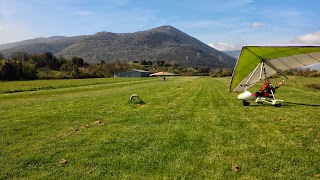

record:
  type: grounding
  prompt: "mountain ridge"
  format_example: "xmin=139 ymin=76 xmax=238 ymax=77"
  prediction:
xmin=0 ymin=26 xmax=236 ymax=68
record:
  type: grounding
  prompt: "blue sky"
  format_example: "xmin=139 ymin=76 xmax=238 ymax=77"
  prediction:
xmin=1 ymin=0 xmax=320 ymax=50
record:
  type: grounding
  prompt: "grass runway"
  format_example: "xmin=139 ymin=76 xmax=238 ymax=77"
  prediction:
xmin=0 ymin=76 xmax=319 ymax=179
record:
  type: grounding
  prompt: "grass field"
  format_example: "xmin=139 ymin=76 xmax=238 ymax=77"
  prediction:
xmin=1 ymin=76 xmax=319 ymax=179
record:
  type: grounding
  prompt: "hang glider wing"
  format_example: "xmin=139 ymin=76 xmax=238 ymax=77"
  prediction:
xmin=229 ymin=45 xmax=320 ymax=92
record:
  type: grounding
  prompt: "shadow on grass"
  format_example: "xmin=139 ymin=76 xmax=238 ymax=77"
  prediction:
xmin=2 ymin=86 xmax=55 ymax=94
xmin=283 ymin=102 xmax=320 ymax=107
xmin=245 ymin=102 xmax=320 ymax=107
xmin=128 ymin=98 xmax=145 ymax=106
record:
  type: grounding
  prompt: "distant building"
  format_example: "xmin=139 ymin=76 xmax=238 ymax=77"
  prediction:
xmin=114 ymin=69 xmax=151 ymax=77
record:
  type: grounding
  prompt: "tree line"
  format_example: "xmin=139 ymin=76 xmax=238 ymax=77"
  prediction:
xmin=3 ymin=51 xmax=318 ymax=81
xmin=0 ymin=51 xmax=130 ymax=80
xmin=0 ymin=51 xmax=236 ymax=80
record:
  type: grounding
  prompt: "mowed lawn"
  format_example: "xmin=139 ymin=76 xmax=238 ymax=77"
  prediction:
xmin=0 ymin=76 xmax=319 ymax=179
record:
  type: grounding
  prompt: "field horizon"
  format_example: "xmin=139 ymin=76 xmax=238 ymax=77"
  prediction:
xmin=1 ymin=76 xmax=319 ymax=179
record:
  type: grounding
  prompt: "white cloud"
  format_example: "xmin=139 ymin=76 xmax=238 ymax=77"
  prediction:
xmin=71 ymin=9 xmax=93 ymax=16
xmin=251 ymin=22 xmax=263 ymax=28
xmin=208 ymin=42 xmax=240 ymax=51
xmin=290 ymin=32 xmax=320 ymax=44
xmin=283 ymin=10 xmax=304 ymax=18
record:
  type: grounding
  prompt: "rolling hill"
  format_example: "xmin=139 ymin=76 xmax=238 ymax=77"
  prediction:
xmin=0 ymin=36 xmax=66 ymax=50
xmin=0 ymin=26 xmax=236 ymax=68
xmin=0 ymin=36 xmax=90 ymax=55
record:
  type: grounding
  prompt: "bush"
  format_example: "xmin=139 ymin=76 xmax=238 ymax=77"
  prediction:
xmin=305 ymin=83 xmax=320 ymax=90
xmin=71 ymin=67 xmax=82 ymax=79
xmin=309 ymin=72 xmax=320 ymax=77
xmin=210 ymin=68 xmax=232 ymax=77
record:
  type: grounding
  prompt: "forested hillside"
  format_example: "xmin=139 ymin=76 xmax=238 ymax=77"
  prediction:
xmin=0 ymin=26 xmax=236 ymax=68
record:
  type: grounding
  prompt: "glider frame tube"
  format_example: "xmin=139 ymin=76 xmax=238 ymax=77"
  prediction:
xmin=244 ymin=62 xmax=261 ymax=91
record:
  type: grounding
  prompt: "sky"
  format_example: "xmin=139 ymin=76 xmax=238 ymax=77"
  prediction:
xmin=1 ymin=0 xmax=320 ymax=51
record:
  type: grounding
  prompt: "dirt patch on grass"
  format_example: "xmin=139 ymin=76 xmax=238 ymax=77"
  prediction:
xmin=93 ymin=120 xmax=104 ymax=125
xmin=314 ymin=174 xmax=320 ymax=178
xmin=71 ymin=128 xmax=79 ymax=132
xmin=231 ymin=163 xmax=240 ymax=172
xmin=81 ymin=125 xmax=89 ymax=129
xmin=70 ymin=125 xmax=90 ymax=133
xmin=59 ymin=158 xmax=68 ymax=164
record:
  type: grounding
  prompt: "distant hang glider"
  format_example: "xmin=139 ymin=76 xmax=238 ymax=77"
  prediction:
xmin=149 ymin=72 xmax=179 ymax=76
xmin=229 ymin=45 xmax=320 ymax=92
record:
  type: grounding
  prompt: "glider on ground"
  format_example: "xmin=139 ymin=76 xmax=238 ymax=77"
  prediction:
xmin=229 ymin=45 xmax=320 ymax=107
xmin=149 ymin=72 xmax=179 ymax=76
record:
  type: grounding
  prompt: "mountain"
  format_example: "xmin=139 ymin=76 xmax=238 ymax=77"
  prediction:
xmin=0 ymin=35 xmax=90 ymax=56
xmin=0 ymin=36 xmax=66 ymax=50
xmin=0 ymin=26 xmax=236 ymax=68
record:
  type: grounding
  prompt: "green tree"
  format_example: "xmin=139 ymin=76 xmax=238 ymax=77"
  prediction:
xmin=197 ymin=67 xmax=210 ymax=74
xmin=22 ymin=63 xmax=37 ymax=79
xmin=30 ymin=52 xmax=62 ymax=70
xmin=0 ymin=61 xmax=18 ymax=80
xmin=72 ymin=57 xmax=85 ymax=67
xmin=156 ymin=60 xmax=165 ymax=67
xmin=44 ymin=52 xmax=61 ymax=70
xmin=140 ymin=60 xmax=148 ymax=66
xmin=71 ymin=67 xmax=82 ymax=78
xmin=60 ymin=62 xmax=73 ymax=72
xmin=10 ymin=51 xmax=30 ymax=61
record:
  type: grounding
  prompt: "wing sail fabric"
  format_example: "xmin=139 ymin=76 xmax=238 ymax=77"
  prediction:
xmin=231 ymin=62 xmax=276 ymax=92
xmin=229 ymin=45 xmax=320 ymax=92
xmin=268 ymin=52 xmax=320 ymax=70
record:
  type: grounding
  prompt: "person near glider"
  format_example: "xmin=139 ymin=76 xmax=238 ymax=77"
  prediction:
xmin=230 ymin=45 xmax=320 ymax=107
xmin=254 ymin=79 xmax=284 ymax=97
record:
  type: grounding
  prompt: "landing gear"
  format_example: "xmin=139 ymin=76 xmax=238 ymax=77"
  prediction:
xmin=242 ymin=100 xmax=250 ymax=106
xmin=274 ymin=103 xmax=282 ymax=107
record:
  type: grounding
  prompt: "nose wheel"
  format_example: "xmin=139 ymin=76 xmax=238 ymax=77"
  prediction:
xmin=242 ymin=100 xmax=250 ymax=106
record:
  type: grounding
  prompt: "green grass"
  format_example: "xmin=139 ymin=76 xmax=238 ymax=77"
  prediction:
xmin=0 ymin=76 xmax=319 ymax=179
xmin=0 ymin=78 xmax=152 ymax=93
